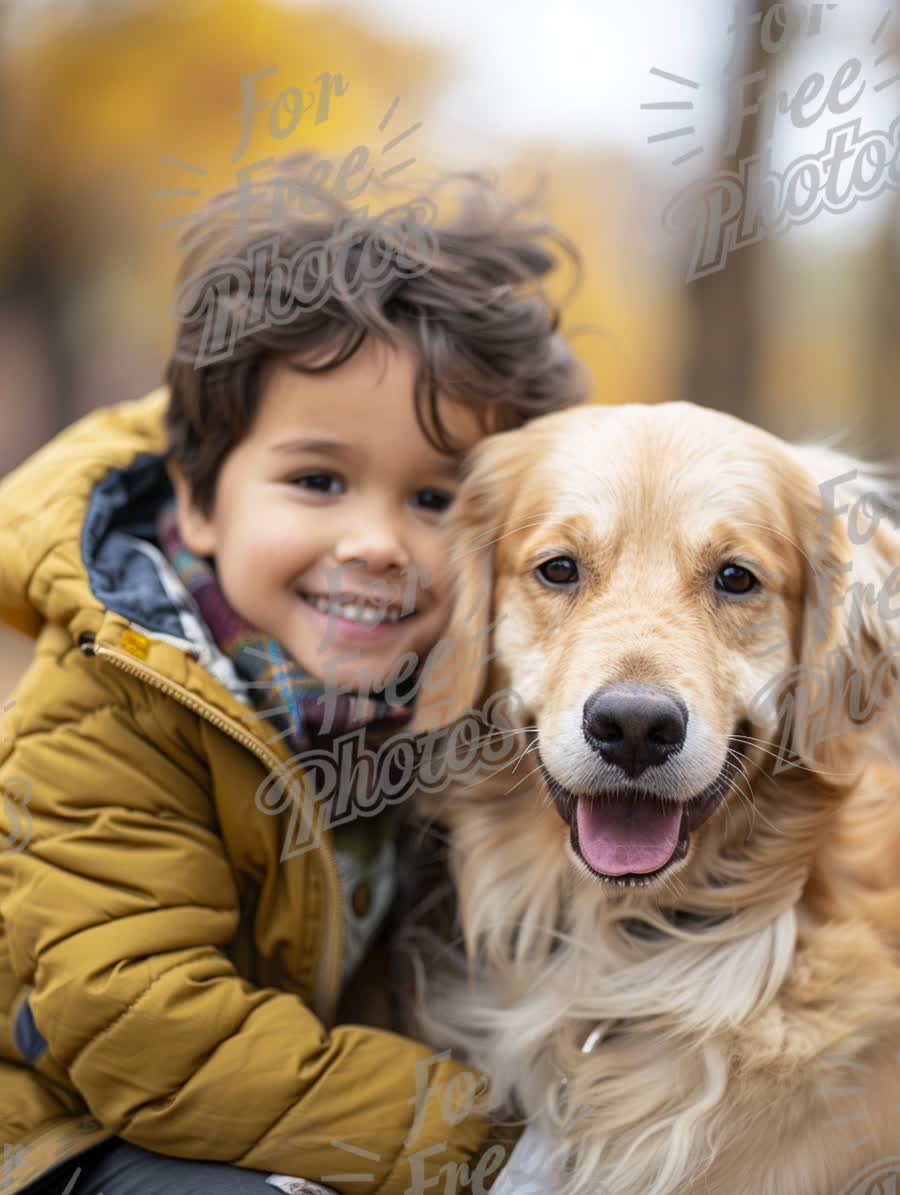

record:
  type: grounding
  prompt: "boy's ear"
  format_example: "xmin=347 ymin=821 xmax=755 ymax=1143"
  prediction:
xmin=785 ymin=446 xmax=900 ymax=770
xmin=411 ymin=430 xmax=526 ymax=735
xmin=166 ymin=460 xmax=217 ymax=558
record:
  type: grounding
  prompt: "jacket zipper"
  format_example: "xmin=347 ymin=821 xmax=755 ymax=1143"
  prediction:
xmin=93 ymin=641 xmax=344 ymax=1025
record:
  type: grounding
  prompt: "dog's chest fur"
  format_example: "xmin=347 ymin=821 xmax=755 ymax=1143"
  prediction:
xmin=434 ymin=797 xmax=900 ymax=1195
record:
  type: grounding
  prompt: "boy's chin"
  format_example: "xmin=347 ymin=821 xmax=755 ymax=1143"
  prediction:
xmin=276 ymin=597 xmax=453 ymax=698
xmin=289 ymin=615 xmax=444 ymax=695
xmin=299 ymin=643 xmax=421 ymax=697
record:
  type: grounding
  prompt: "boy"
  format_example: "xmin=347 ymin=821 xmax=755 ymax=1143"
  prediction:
xmin=0 ymin=153 xmax=588 ymax=1194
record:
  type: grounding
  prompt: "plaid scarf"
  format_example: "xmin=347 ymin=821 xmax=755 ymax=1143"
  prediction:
xmin=158 ymin=501 xmax=417 ymax=752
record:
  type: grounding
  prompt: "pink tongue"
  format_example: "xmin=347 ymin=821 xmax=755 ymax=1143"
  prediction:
xmin=576 ymin=795 xmax=683 ymax=876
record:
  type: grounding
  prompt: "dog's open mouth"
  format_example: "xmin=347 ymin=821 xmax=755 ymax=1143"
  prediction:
xmin=540 ymin=723 xmax=748 ymax=888
xmin=574 ymin=793 xmax=688 ymax=880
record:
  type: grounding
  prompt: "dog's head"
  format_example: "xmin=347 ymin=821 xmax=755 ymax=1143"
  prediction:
xmin=412 ymin=402 xmax=900 ymax=892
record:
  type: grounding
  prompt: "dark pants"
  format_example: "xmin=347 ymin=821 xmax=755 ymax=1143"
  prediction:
xmin=22 ymin=1138 xmax=285 ymax=1194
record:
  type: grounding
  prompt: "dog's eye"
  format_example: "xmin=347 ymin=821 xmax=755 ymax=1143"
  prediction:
xmin=537 ymin=556 xmax=579 ymax=586
xmin=715 ymin=563 xmax=760 ymax=595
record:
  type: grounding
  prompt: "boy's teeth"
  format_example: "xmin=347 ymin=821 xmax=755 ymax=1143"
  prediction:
xmin=305 ymin=595 xmax=407 ymax=624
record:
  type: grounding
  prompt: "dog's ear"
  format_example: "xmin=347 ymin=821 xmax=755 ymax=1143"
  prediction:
xmin=784 ymin=445 xmax=900 ymax=769
xmin=410 ymin=428 xmax=527 ymax=735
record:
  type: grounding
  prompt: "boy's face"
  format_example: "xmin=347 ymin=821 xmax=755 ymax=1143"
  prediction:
xmin=171 ymin=339 xmax=488 ymax=694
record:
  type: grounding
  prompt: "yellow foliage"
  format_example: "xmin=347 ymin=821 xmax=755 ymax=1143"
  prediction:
xmin=5 ymin=0 xmax=446 ymax=355
xmin=3 ymin=0 xmax=679 ymax=403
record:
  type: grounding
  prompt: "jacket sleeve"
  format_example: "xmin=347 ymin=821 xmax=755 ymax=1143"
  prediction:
xmin=0 ymin=657 xmax=503 ymax=1195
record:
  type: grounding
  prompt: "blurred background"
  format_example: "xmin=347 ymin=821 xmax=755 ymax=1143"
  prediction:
xmin=0 ymin=0 xmax=898 ymax=693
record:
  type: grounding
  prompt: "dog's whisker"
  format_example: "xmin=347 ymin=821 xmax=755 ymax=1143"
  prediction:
xmin=725 ymin=755 xmax=762 ymax=842
xmin=510 ymin=740 xmax=541 ymax=777
xmin=504 ymin=755 xmax=550 ymax=796
xmin=711 ymin=737 xmax=783 ymax=839
xmin=449 ymin=515 xmax=558 ymax=564
xmin=728 ymin=734 xmax=861 ymax=780
xmin=723 ymin=755 xmax=786 ymax=843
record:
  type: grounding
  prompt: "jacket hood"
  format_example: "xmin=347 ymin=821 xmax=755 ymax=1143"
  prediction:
xmin=0 ymin=388 xmax=272 ymax=711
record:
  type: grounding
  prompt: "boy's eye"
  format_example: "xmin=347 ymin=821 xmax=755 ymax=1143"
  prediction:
xmin=414 ymin=489 xmax=453 ymax=514
xmin=293 ymin=473 xmax=344 ymax=495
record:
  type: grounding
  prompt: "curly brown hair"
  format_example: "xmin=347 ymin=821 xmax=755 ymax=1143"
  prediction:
xmin=164 ymin=151 xmax=590 ymax=514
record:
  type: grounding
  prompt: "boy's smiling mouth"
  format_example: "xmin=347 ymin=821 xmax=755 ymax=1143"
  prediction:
xmin=298 ymin=591 xmax=417 ymax=628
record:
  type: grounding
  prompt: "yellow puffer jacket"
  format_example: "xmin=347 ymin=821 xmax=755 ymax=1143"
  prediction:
xmin=0 ymin=390 xmax=498 ymax=1194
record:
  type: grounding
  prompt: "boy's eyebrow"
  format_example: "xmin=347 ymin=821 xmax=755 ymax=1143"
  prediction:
xmin=271 ymin=438 xmax=467 ymax=479
xmin=270 ymin=438 xmax=351 ymax=457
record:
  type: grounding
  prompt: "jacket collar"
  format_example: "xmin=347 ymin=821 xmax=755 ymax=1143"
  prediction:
xmin=81 ymin=447 xmax=250 ymax=706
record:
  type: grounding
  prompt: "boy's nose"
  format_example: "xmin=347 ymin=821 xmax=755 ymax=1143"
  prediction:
xmin=334 ymin=528 xmax=411 ymax=576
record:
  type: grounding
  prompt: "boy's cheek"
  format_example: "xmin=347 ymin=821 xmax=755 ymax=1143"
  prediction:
xmin=413 ymin=590 xmax=455 ymax=648
xmin=420 ymin=555 xmax=454 ymax=611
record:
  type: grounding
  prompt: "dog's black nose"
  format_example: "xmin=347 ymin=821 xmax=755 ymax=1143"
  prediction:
xmin=583 ymin=684 xmax=687 ymax=777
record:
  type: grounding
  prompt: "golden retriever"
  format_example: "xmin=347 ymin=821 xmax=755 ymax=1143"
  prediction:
xmin=409 ymin=401 xmax=900 ymax=1195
